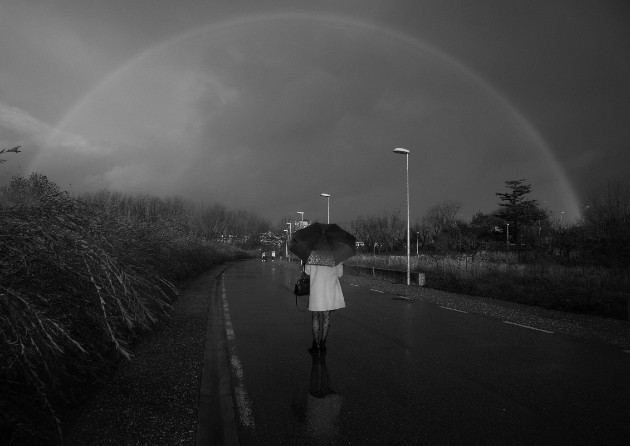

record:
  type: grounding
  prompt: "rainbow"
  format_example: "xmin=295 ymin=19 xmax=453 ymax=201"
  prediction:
xmin=41 ymin=11 xmax=580 ymax=218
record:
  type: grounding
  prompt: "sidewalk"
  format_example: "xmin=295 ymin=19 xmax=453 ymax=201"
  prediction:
xmin=64 ymin=265 xmax=229 ymax=446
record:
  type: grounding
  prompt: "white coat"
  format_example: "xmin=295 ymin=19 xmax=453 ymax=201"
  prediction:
xmin=305 ymin=264 xmax=345 ymax=312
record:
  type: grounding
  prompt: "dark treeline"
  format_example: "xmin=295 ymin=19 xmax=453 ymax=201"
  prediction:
xmin=78 ymin=190 xmax=270 ymax=248
xmin=347 ymin=179 xmax=630 ymax=320
xmin=350 ymin=179 xmax=630 ymax=267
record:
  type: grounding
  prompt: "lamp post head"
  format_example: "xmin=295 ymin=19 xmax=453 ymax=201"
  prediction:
xmin=393 ymin=148 xmax=409 ymax=155
xmin=320 ymin=193 xmax=330 ymax=197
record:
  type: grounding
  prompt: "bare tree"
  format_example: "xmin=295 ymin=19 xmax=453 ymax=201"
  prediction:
xmin=580 ymin=178 xmax=630 ymax=265
xmin=350 ymin=214 xmax=378 ymax=251
xmin=349 ymin=211 xmax=405 ymax=253
xmin=380 ymin=210 xmax=405 ymax=252
xmin=0 ymin=145 xmax=21 ymax=163
xmin=422 ymin=200 xmax=462 ymax=244
xmin=582 ymin=179 xmax=630 ymax=231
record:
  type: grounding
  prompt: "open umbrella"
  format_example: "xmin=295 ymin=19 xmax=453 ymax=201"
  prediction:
xmin=290 ymin=222 xmax=356 ymax=266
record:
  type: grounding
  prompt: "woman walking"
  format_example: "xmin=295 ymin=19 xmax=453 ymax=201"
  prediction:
xmin=305 ymin=255 xmax=345 ymax=351
xmin=289 ymin=222 xmax=355 ymax=352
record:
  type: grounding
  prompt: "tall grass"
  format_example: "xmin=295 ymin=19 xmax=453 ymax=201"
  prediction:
xmin=347 ymin=253 xmax=630 ymax=318
xmin=0 ymin=173 xmax=252 ymax=444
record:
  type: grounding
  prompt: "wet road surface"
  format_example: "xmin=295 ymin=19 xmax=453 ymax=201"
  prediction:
xmin=216 ymin=260 xmax=630 ymax=445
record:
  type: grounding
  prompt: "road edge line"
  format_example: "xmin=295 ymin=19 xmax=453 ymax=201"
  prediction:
xmin=502 ymin=320 xmax=554 ymax=334
xmin=439 ymin=306 xmax=468 ymax=313
xmin=196 ymin=265 xmax=239 ymax=446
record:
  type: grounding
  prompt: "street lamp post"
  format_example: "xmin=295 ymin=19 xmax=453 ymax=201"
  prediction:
xmin=297 ymin=211 xmax=304 ymax=222
xmin=506 ymin=223 xmax=510 ymax=251
xmin=320 ymin=193 xmax=331 ymax=224
xmin=286 ymin=222 xmax=292 ymax=261
xmin=283 ymin=229 xmax=289 ymax=259
xmin=416 ymin=231 xmax=419 ymax=256
xmin=393 ymin=148 xmax=410 ymax=286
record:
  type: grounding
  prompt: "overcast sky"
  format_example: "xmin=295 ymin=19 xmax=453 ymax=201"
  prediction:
xmin=1 ymin=0 xmax=629 ymax=225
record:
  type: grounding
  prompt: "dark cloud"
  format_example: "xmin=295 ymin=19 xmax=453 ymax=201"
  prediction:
xmin=3 ymin=1 xmax=628 ymax=224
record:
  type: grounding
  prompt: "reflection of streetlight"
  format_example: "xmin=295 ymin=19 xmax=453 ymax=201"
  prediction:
xmin=560 ymin=211 xmax=565 ymax=223
xmin=320 ymin=193 xmax=331 ymax=223
xmin=393 ymin=147 xmax=410 ymax=286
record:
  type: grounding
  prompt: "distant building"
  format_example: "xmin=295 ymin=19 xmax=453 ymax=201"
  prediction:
xmin=294 ymin=219 xmax=311 ymax=230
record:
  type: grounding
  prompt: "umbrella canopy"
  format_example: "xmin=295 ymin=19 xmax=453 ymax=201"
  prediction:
xmin=290 ymin=222 xmax=356 ymax=266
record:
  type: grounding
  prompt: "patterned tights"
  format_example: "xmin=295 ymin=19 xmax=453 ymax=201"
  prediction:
xmin=311 ymin=311 xmax=330 ymax=344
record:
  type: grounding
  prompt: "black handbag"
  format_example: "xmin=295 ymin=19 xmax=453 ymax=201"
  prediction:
xmin=294 ymin=272 xmax=310 ymax=296
xmin=293 ymin=267 xmax=310 ymax=311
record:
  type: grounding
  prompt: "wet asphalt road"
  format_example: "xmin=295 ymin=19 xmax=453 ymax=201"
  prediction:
xmin=218 ymin=260 xmax=630 ymax=445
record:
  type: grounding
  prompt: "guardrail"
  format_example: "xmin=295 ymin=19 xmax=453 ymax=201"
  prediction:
xmin=343 ymin=264 xmax=425 ymax=286
xmin=282 ymin=258 xmax=426 ymax=286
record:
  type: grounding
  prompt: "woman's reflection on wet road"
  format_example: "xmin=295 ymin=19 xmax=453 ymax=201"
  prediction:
xmin=292 ymin=348 xmax=343 ymax=443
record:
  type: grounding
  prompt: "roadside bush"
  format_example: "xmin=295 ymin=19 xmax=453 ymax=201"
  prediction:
xmin=0 ymin=174 xmax=249 ymax=444
xmin=347 ymin=254 xmax=629 ymax=319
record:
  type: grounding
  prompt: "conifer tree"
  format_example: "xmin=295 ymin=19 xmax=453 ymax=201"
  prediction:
xmin=496 ymin=179 xmax=545 ymax=247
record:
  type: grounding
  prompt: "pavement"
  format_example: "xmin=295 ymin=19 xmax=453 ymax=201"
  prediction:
xmin=62 ymin=259 xmax=630 ymax=445
xmin=63 ymin=265 xmax=230 ymax=446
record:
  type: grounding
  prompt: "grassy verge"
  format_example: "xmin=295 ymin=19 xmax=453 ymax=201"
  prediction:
xmin=0 ymin=174 xmax=251 ymax=445
xmin=346 ymin=253 xmax=629 ymax=319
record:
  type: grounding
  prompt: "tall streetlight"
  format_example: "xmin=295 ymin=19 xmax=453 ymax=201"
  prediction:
xmin=320 ymin=193 xmax=331 ymax=223
xmin=393 ymin=147 xmax=410 ymax=286
xmin=286 ymin=222 xmax=292 ymax=261
xmin=506 ymin=223 xmax=510 ymax=251
xmin=283 ymin=229 xmax=289 ymax=259
xmin=296 ymin=211 xmax=304 ymax=229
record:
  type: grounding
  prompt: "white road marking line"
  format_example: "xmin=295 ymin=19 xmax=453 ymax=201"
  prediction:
xmin=502 ymin=321 xmax=553 ymax=334
xmin=369 ymin=289 xmax=384 ymax=293
xmin=222 ymin=282 xmax=255 ymax=429
xmin=622 ymin=350 xmax=630 ymax=354
xmin=222 ymin=295 xmax=235 ymax=341
xmin=349 ymin=284 xmax=359 ymax=287
xmin=439 ymin=306 xmax=468 ymax=313
xmin=234 ymin=385 xmax=254 ymax=428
